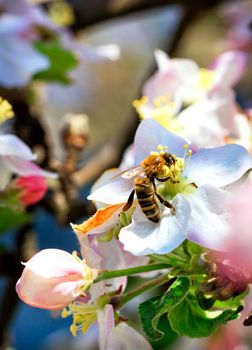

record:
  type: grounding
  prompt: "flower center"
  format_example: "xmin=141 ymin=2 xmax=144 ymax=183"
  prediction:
xmin=133 ymin=96 xmax=182 ymax=133
xmin=151 ymin=144 xmax=195 ymax=199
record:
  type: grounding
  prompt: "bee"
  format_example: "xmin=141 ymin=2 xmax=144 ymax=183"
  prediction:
xmin=121 ymin=152 xmax=177 ymax=223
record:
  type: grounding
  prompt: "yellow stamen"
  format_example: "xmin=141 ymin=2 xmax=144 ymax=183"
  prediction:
xmin=0 ymin=97 xmax=14 ymax=124
xmin=70 ymin=324 xmax=78 ymax=337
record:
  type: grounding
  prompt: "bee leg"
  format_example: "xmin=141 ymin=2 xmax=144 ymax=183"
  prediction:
xmin=156 ymin=193 xmax=176 ymax=215
xmin=156 ymin=177 xmax=170 ymax=182
xmin=123 ymin=189 xmax=135 ymax=212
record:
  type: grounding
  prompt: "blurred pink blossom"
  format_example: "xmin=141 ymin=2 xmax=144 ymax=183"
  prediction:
xmin=222 ymin=178 xmax=252 ymax=279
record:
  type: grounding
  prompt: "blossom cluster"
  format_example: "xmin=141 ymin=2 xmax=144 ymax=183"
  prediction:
xmin=16 ymin=48 xmax=252 ymax=349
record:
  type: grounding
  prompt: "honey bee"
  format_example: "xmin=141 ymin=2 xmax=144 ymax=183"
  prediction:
xmin=121 ymin=152 xmax=177 ymax=223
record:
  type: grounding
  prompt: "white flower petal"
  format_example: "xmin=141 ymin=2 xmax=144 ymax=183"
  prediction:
xmin=134 ymin=119 xmax=188 ymax=164
xmin=143 ymin=52 xmax=199 ymax=102
xmin=0 ymin=134 xmax=36 ymax=160
xmin=185 ymin=185 xmax=232 ymax=250
xmin=178 ymin=99 xmax=227 ymax=148
xmin=119 ymin=197 xmax=190 ymax=256
xmin=185 ymin=144 xmax=251 ymax=187
xmin=88 ymin=175 xmax=133 ymax=205
xmin=154 ymin=49 xmax=170 ymax=71
xmin=109 ymin=322 xmax=153 ymax=350
xmin=0 ymin=36 xmax=49 ymax=88
xmin=90 ymin=168 xmax=122 ymax=208
xmin=4 ymin=156 xmax=58 ymax=178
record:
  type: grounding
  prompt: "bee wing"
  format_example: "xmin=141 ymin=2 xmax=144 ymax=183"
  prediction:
xmin=113 ymin=165 xmax=143 ymax=179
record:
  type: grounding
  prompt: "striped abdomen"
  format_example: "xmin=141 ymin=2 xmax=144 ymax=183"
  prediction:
xmin=135 ymin=180 xmax=160 ymax=223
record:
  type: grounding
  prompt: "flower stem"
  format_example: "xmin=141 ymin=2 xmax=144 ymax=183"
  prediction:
xmin=94 ymin=263 xmax=171 ymax=283
xmin=111 ymin=274 xmax=177 ymax=309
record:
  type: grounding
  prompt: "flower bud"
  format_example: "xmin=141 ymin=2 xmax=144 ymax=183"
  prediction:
xmin=15 ymin=175 xmax=48 ymax=206
xmin=16 ymin=249 xmax=96 ymax=310
xmin=61 ymin=113 xmax=89 ymax=151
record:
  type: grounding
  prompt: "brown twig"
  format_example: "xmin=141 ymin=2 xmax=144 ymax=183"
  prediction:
xmin=70 ymin=0 xmax=226 ymax=30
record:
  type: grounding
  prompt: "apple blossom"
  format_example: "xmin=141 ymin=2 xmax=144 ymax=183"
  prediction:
xmin=89 ymin=119 xmax=251 ymax=255
xmin=16 ymin=248 xmax=97 ymax=310
xmin=134 ymin=50 xmax=249 ymax=148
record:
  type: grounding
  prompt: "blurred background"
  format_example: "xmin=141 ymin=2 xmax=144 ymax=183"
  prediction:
xmin=0 ymin=0 xmax=252 ymax=349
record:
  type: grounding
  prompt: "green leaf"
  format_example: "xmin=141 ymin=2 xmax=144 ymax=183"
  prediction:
xmin=169 ymin=292 xmax=243 ymax=338
xmin=151 ymin=315 xmax=178 ymax=350
xmin=0 ymin=207 xmax=31 ymax=234
xmin=33 ymin=41 xmax=78 ymax=84
xmin=138 ymin=277 xmax=190 ymax=341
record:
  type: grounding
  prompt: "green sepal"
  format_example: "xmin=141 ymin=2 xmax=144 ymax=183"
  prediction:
xmin=138 ymin=277 xmax=190 ymax=341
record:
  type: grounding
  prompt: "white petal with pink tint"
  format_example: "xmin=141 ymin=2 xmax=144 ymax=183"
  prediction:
xmin=211 ymin=50 xmax=248 ymax=88
xmin=4 ymin=156 xmax=58 ymax=178
xmin=97 ymin=304 xmax=152 ymax=350
xmin=16 ymin=249 xmax=90 ymax=310
xmin=109 ymin=322 xmax=153 ymax=350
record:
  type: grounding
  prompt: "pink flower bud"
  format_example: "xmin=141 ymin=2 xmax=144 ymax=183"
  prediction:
xmin=16 ymin=249 xmax=96 ymax=310
xmin=15 ymin=175 xmax=48 ymax=206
